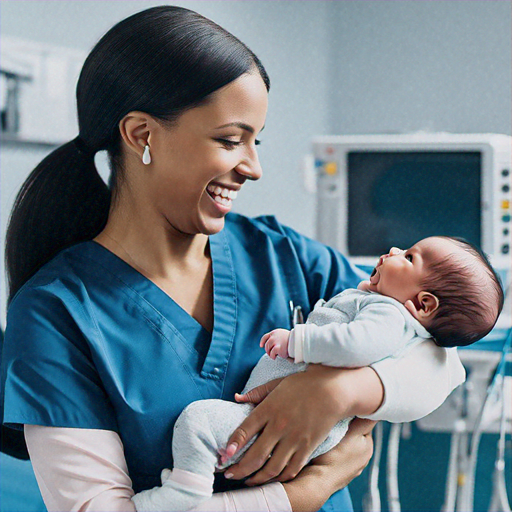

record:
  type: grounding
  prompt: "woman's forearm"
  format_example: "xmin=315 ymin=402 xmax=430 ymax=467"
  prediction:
xmin=282 ymin=417 xmax=376 ymax=512
xmin=367 ymin=341 xmax=466 ymax=423
xmin=305 ymin=364 xmax=384 ymax=418
xmin=282 ymin=465 xmax=332 ymax=512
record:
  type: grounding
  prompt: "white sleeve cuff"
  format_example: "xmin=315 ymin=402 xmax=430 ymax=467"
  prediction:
xmin=289 ymin=325 xmax=306 ymax=363
xmin=363 ymin=341 xmax=466 ymax=423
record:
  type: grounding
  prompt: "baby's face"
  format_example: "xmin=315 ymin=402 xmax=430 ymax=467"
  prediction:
xmin=368 ymin=237 xmax=458 ymax=304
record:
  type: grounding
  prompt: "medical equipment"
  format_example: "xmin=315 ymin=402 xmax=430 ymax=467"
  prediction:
xmin=311 ymin=133 xmax=512 ymax=510
xmin=289 ymin=301 xmax=304 ymax=327
xmin=312 ymin=133 xmax=512 ymax=330
xmin=460 ymin=330 xmax=511 ymax=512
xmin=363 ymin=422 xmax=383 ymax=512
xmin=361 ymin=342 xmax=511 ymax=512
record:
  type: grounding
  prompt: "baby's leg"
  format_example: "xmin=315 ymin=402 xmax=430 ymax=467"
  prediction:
xmin=132 ymin=399 xmax=253 ymax=512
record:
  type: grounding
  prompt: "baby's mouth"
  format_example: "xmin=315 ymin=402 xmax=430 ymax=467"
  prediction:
xmin=370 ymin=267 xmax=380 ymax=285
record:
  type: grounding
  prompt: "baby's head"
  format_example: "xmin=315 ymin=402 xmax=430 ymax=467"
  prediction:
xmin=367 ymin=236 xmax=504 ymax=347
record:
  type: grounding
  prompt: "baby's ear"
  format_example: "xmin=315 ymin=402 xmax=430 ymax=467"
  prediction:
xmin=404 ymin=292 xmax=439 ymax=321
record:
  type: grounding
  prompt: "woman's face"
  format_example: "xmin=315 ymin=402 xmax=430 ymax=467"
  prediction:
xmin=144 ymin=72 xmax=268 ymax=237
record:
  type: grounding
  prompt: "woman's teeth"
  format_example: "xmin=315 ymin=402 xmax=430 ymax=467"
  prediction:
xmin=207 ymin=184 xmax=238 ymax=206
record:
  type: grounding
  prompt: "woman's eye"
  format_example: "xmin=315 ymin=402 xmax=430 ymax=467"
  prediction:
xmin=406 ymin=254 xmax=413 ymax=262
xmin=216 ymin=138 xmax=261 ymax=149
xmin=216 ymin=139 xmax=243 ymax=150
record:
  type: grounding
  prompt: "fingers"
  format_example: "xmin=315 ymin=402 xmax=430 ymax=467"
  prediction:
xmin=234 ymin=384 xmax=272 ymax=405
xmin=224 ymin=412 xmax=266 ymax=464
xmin=244 ymin=441 xmax=290 ymax=485
xmin=260 ymin=330 xmax=282 ymax=358
xmin=259 ymin=332 xmax=272 ymax=348
xmin=269 ymin=344 xmax=280 ymax=360
xmin=249 ymin=444 xmax=310 ymax=485
xmin=234 ymin=378 xmax=285 ymax=405
xmin=225 ymin=428 xmax=278 ymax=481
xmin=346 ymin=418 xmax=377 ymax=437
xmin=276 ymin=449 xmax=310 ymax=483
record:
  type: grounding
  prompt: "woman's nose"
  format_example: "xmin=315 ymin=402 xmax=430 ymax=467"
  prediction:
xmin=235 ymin=146 xmax=262 ymax=181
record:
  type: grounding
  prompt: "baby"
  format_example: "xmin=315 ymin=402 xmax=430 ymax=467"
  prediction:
xmin=132 ymin=236 xmax=504 ymax=512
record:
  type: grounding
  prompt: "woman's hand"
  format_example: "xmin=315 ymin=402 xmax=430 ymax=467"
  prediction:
xmin=223 ymin=365 xmax=383 ymax=485
xmin=282 ymin=418 xmax=376 ymax=512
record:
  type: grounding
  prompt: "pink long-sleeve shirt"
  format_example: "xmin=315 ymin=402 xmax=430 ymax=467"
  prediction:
xmin=24 ymin=425 xmax=291 ymax=512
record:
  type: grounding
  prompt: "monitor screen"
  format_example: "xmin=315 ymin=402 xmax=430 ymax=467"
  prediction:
xmin=347 ymin=151 xmax=482 ymax=256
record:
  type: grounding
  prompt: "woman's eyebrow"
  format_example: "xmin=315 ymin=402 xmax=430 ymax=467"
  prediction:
xmin=215 ymin=122 xmax=265 ymax=134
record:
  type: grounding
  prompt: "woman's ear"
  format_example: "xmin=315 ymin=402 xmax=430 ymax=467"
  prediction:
xmin=404 ymin=291 xmax=439 ymax=321
xmin=118 ymin=111 xmax=155 ymax=160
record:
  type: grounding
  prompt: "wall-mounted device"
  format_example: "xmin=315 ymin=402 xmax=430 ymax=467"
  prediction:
xmin=313 ymin=133 xmax=512 ymax=329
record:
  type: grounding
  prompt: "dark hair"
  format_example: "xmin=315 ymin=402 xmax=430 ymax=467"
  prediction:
xmin=6 ymin=5 xmax=270 ymax=303
xmin=421 ymin=237 xmax=504 ymax=348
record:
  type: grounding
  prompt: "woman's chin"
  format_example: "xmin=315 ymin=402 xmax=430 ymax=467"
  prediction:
xmin=199 ymin=215 xmax=226 ymax=236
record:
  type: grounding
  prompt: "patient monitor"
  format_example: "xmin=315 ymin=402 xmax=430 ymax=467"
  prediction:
xmin=313 ymin=133 xmax=511 ymax=329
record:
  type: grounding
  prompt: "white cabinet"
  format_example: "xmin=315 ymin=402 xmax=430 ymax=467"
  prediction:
xmin=0 ymin=36 xmax=86 ymax=144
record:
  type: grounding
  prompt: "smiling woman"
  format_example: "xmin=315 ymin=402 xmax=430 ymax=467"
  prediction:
xmin=1 ymin=5 xmax=379 ymax=512
xmin=1 ymin=4 xmax=467 ymax=512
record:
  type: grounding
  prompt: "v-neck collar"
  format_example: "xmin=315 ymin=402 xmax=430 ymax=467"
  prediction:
xmin=82 ymin=229 xmax=237 ymax=380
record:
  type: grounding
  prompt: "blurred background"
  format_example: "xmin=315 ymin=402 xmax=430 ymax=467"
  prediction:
xmin=1 ymin=1 xmax=511 ymax=511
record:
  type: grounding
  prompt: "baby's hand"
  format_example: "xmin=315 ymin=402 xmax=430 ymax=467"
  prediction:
xmin=357 ymin=280 xmax=371 ymax=292
xmin=260 ymin=329 xmax=291 ymax=360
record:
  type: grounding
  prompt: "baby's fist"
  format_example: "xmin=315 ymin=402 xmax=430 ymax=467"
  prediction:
xmin=259 ymin=329 xmax=291 ymax=360
xmin=357 ymin=280 xmax=371 ymax=292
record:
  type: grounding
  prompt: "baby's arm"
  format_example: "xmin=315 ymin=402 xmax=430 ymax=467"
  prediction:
xmin=260 ymin=302 xmax=408 ymax=367
xmin=287 ymin=302 xmax=408 ymax=367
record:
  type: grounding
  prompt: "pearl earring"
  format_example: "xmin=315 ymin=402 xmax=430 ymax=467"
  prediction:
xmin=142 ymin=144 xmax=151 ymax=165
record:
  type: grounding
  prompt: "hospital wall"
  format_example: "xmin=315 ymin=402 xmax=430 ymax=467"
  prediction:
xmin=1 ymin=2 xmax=511 ymax=511
xmin=1 ymin=0 xmax=511 ymax=324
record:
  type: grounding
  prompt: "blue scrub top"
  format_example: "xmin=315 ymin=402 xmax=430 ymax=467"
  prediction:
xmin=1 ymin=214 xmax=364 ymax=510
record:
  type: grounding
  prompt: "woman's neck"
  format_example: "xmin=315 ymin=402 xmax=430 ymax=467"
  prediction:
xmin=94 ymin=201 xmax=210 ymax=280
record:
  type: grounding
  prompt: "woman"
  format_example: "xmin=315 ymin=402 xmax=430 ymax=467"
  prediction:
xmin=1 ymin=6 xmax=464 ymax=511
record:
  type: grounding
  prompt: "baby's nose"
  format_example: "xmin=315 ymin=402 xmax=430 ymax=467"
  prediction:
xmin=389 ymin=247 xmax=403 ymax=256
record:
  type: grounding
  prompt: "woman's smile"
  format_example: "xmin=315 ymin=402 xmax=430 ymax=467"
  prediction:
xmin=206 ymin=183 xmax=240 ymax=213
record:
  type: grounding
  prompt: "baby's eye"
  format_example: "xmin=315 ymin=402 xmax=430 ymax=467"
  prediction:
xmin=405 ymin=254 xmax=413 ymax=262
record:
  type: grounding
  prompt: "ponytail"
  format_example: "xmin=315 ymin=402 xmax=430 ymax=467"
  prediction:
xmin=5 ymin=139 xmax=110 ymax=303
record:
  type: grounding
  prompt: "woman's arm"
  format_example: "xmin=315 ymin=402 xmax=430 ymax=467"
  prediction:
xmin=24 ymin=425 xmax=292 ymax=512
xmin=282 ymin=418 xmax=376 ymax=512
xmin=224 ymin=365 xmax=383 ymax=485
xmin=24 ymin=425 xmax=136 ymax=511
xmin=225 ymin=340 xmax=465 ymax=484
xmin=25 ymin=421 xmax=375 ymax=512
